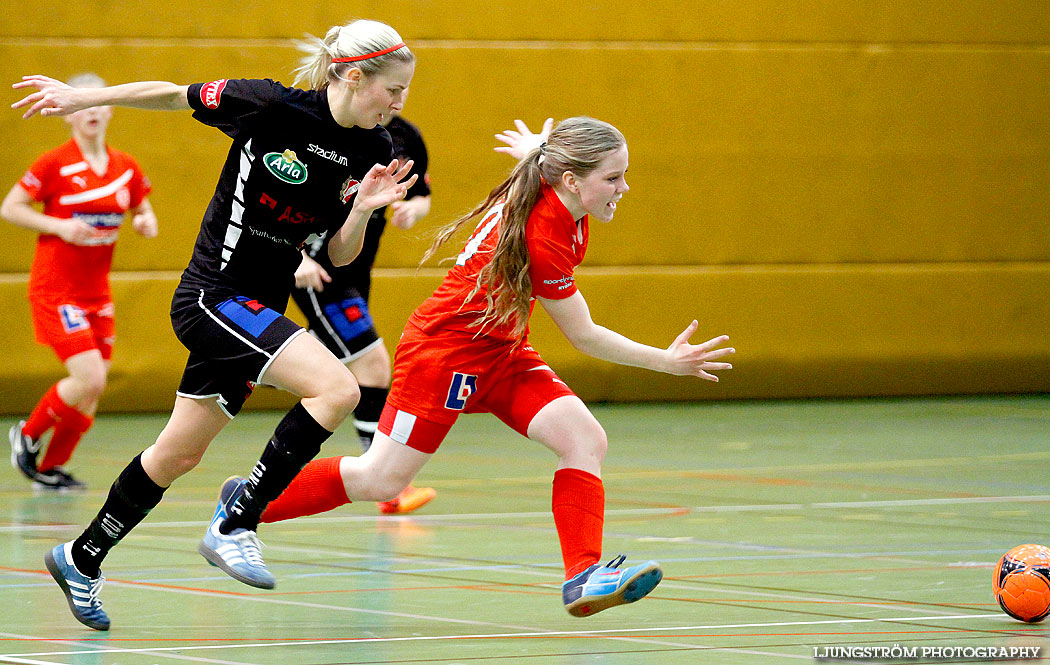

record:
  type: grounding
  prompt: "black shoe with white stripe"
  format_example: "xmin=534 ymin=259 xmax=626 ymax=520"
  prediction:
xmin=34 ymin=467 xmax=88 ymax=492
xmin=9 ymin=419 xmax=42 ymax=482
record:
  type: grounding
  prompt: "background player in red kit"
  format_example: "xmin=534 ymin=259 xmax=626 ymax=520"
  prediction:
xmin=227 ymin=117 xmax=735 ymax=617
xmin=3 ymin=72 xmax=157 ymax=491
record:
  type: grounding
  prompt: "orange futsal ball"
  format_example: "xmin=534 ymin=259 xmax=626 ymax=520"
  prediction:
xmin=994 ymin=544 xmax=1050 ymax=623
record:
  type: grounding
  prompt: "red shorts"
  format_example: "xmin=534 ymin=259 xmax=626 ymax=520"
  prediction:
xmin=379 ymin=321 xmax=577 ymax=454
xmin=30 ymin=295 xmax=115 ymax=362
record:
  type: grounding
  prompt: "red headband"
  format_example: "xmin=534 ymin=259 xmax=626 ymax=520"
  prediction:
xmin=332 ymin=43 xmax=406 ymax=63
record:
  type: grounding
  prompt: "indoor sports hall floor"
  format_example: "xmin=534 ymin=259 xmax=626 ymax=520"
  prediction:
xmin=1 ymin=395 xmax=1048 ymax=664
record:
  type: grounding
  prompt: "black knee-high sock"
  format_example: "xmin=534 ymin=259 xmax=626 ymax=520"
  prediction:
xmin=354 ymin=386 xmax=388 ymax=452
xmin=71 ymin=454 xmax=166 ymax=577
xmin=221 ymin=402 xmax=333 ymax=534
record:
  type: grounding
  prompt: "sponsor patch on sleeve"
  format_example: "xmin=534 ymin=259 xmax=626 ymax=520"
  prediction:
xmin=19 ymin=170 xmax=42 ymax=192
xmin=200 ymin=79 xmax=229 ymax=109
xmin=543 ymin=275 xmax=576 ymax=291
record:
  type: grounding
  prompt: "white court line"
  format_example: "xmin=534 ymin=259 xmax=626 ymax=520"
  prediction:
xmin=0 ymin=655 xmax=59 ymax=665
xmin=0 ymin=631 xmax=259 ymax=665
xmin=4 ymin=494 xmax=1049 ymax=533
xmin=0 ymin=613 xmax=1014 ymax=660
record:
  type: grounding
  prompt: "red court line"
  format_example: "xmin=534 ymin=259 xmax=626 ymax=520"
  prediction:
xmin=267 ymin=583 xmax=552 ymax=597
xmin=2 ymin=564 xmax=558 ymax=599
xmin=5 ymin=564 xmax=997 ymax=606
xmin=674 ymin=565 xmax=993 ymax=580
xmin=665 ymin=599 xmax=999 ymax=605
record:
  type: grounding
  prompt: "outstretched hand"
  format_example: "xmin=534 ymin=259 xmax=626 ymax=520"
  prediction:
xmin=11 ymin=75 xmax=87 ymax=119
xmin=352 ymin=159 xmax=418 ymax=214
xmin=665 ymin=321 xmax=734 ymax=381
xmin=494 ymin=117 xmax=554 ymax=161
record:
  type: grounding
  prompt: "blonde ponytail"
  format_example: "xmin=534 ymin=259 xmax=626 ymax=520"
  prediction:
xmin=292 ymin=20 xmax=413 ymax=90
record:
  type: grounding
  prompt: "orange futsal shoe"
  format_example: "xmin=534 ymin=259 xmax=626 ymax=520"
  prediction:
xmin=377 ymin=485 xmax=436 ymax=514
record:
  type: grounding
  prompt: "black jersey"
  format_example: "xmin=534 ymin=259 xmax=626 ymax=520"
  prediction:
xmin=302 ymin=115 xmax=430 ymax=290
xmin=181 ymin=78 xmax=392 ymax=310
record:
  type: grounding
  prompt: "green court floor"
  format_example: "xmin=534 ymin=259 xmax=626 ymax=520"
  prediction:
xmin=2 ymin=395 xmax=1048 ymax=663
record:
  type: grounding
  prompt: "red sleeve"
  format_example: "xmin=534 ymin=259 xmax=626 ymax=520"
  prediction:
xmin=123 ymin=154 xmax=152 ymax=208
xmin=530 ymin=235 xmax=579 ymax=300
xmin=18 ymin=151 xmax=53 ymax=202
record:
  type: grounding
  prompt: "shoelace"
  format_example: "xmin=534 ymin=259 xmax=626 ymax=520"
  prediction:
xmin=604 ymin=554 xmax=626 ymax=569
xmin=231 ymin=530 xmax=266 ymax=566
xmin=87 ymin=575 xmax=105 ymax=609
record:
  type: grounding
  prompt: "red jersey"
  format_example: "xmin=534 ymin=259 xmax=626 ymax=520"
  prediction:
xmin=410 ymin=184 xmax=589 ymax=343
xmin=19 ymin=139 xmax=151 ymax=300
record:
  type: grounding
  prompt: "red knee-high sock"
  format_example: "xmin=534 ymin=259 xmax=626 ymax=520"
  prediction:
xmin=552 ymin=467 xmax=605 ymax=580
xmin=38 ymin=410 xmax=92 ymax=472
xmin=23 ymin=383 xmax=77 ymax=440
xmin=259 ymin=456 xmax=350 ymax=523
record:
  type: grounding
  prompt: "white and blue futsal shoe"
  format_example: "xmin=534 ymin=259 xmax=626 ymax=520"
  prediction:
xmin=561 ymin=554 xmax=663 ymax=617
xmin=198 ymin=477 xmax=275 ymax=589
xmin=44 ymin=541 xmax=109 ymax=631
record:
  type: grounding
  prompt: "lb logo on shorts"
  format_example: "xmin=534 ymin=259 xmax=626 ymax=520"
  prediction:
xmin=263 ymin=149 xmax=309 ymax=185
xmin=58 ymin=304 xmax=89 ymax=334
xmin=445 ymin=372 xmax=477 ymax=411
xmin=200 ymin=79 xmax=228 ymax=109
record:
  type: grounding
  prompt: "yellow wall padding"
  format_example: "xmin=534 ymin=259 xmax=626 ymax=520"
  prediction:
xmin=0 ymin=3 xmax=1047 ymax=412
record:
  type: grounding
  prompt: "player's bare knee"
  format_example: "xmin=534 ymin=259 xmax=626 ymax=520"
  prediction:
xmin=158 ymin=449 xmax=205 ymax=478
xmin=573 ymin=426 xmax=607 ymax=465
xmin=325 ymin=372 xmax=360 ymax=420
xmin=355 ymin=349 xmax=390 ymax=385
xmin=305 ymin=366 xmax=360 ymax=420
xmin=590 ymin=426 xmax=609 ymax=462
xmin=83 ymin=373 xmax=107 ymax=401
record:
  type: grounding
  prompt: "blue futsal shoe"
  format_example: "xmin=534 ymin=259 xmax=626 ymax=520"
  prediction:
xmin=561 ymin=554 xmax=663 ymax=617
xmin=198 ymin=477 xmax=275 ymax=589
xmin=44 ymin=541 xmax=109 ymax=631
xmin=218 ymin=475 xmax=245 ymax=506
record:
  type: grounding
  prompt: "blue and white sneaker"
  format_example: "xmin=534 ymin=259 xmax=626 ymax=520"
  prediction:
xmin=198 ymin=477 xmax=275 ymax=589
xmin=562 ymin=554 xmax=663 ymax=617
xmin=44 ymin=541 xmax=109 ymax=631
xmin=218 ymin=475 xmax=245 ymax=506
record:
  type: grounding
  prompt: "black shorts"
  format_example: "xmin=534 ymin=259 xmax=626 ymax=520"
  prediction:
xmin=290 ymin=283 xmax=381 ymax=363
xmin=171 ymin=287 xmax=305 ymax=417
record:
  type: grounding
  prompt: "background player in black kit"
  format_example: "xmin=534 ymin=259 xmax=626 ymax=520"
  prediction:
xmin=290 ymin=110 xmax=436 ymax=516
xmin=12 ymin=19 xmax=417 ymax=631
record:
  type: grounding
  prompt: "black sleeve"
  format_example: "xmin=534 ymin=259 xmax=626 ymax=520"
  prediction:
xmin=393 ymin=119 xmax=431 ymax=199
xmin=186 ymin=78 xmax=284 ymax=139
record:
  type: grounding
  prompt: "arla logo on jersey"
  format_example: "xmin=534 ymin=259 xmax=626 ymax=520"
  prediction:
xmin=340 ymin=176 xmax=360 ymax=203
xmin=263 ymin=150 xmax=309 ymax=185
xmin=200 ymin=79 xmax=228 ymax=109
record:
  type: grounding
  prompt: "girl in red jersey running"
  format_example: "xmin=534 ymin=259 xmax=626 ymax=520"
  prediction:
xmin=229 ymin=117 xmax=735 ymax=617
xmin=3 ymin=73 xmax=158 ymax=491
